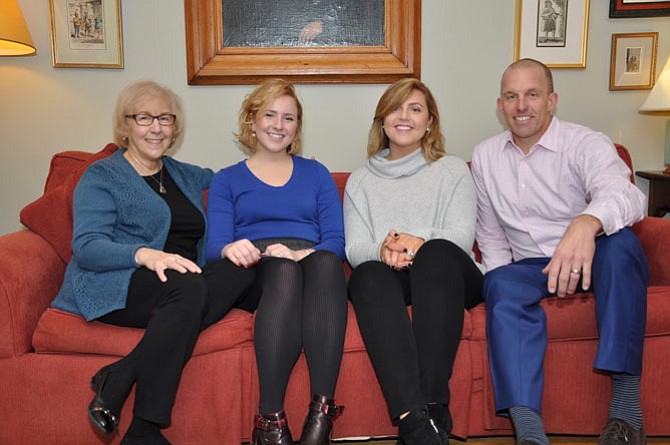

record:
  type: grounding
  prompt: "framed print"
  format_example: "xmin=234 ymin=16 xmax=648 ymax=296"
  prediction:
xmin=609 ymin=32 xmax=658 ymax=91
xmin=184 ymin=0 xmax=421 ymax=85
xmin=514 ymin=0 xmax=590 ymax=68
xmin=609 ymin=0 xmax=670 ymax=18
xmin=49 ymin=0 xmax=124 ymax=68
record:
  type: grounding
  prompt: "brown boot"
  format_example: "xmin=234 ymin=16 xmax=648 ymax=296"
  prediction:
xmin=299 ymin=394 xmax=344 ymax=445
xmin=252 ymin=410 xmax=294 ymax=445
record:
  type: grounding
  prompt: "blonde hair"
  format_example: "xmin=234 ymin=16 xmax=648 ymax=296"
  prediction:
xmin=113 ymin=80 xmax=184 ymax=147
xmin=236 ymin=78 xmax=304 ymax=154
xmin=367 ymin=78 xmax=445 ymax=161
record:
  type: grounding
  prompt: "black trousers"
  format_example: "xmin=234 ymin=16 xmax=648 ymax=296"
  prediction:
xmin=97 ymin=258 xmax=255 ymax=424
xmin=348 ymin=239 xmax=483 ymax=419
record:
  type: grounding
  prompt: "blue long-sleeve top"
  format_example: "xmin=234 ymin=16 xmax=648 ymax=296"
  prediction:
xmin=205 ymin=155 xmax=345 ymax=263
xmin=51 ymin=149 xmax=213 ymax=321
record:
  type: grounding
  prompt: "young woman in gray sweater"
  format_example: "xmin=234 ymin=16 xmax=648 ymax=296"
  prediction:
xmin=343 ymin=78 xmax=485 ymax=445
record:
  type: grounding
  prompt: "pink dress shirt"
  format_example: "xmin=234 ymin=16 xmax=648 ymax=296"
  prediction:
xmin=471 ymin=117 xmax=646 ymax=271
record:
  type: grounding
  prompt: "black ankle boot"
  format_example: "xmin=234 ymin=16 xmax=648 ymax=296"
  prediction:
xmin=299 ymin=394 xmax=344 ymax=445
xmin=396 ymin=409 xmax=444 ymax=445
xmin=252 ymin=410 xmax=294 ymax=445
xmin=426 ymin=403 xmax=451 ymax=445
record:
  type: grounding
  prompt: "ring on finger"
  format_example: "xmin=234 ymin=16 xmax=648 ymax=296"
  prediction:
xmin=408 ymin=250 xmax=415 ymax=259
xmin=570 ymin=268 xmax=580 ymax=275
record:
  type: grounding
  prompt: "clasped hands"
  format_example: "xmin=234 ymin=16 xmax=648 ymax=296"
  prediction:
xmin=380 ymin=229 xmax=424 ymax=270
xmin=223 ymin=239 xmax=312 ymax=268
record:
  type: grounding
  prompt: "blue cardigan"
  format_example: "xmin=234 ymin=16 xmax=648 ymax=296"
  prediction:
xmin=51 ymin=149 xmax=213 ymax=321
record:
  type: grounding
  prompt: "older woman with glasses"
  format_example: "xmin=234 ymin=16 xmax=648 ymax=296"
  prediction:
xmin=51 ymin=80 xmax=254 ymax=445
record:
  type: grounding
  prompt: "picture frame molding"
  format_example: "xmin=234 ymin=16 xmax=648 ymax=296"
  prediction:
xmin=48 ymin=0 xmax=124 ymax=69
xmin=609 ymin=0 xmax=670 ymax=18
xmin=609 ymin=32 xmax=659 ymax=91
xmin=184 ymin=0 xmax=421 ymax=85
xmin=514 ymin=0 xmax=590 ymax=69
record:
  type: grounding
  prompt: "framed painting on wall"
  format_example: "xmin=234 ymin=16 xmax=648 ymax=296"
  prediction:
xmin=184 ymin=0 xmax=421 ymax=85
xmin=514 ymin=0 xmax=590 ymax=68
xmin=609 ymin=32 xmax=658 ymax=90
xmin=609 ymin=0 xmax=670 ymax=18
xmin=48 ymin=0 xmax=123 ymax=68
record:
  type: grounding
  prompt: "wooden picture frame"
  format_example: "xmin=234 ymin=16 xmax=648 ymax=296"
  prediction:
xmin=609 ymin=0 xmax=670 ymax=18
xmin=184 ymin=0 xmax=421 ymax=85
xmin=609 ymin=32 xmax=658 ymax=91
xmin=514 ymin=0 xmax=590 ymax=69
xmin=48 ymin=0 xmax=123 ymax=68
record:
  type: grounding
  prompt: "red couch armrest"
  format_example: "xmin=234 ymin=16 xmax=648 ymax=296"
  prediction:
xmin=0 ymin=230 xmax=66 ymax=358
xmin=632 ymin=216 xmax=670 ymax=286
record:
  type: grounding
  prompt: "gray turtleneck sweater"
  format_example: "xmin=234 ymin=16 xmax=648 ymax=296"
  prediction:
xmin=343 ymin=148 xmax=482 ymax=271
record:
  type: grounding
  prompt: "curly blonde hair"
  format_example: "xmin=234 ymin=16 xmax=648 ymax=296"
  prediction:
xmin=367 ymin=78 xmax=445 ymax=162
xmin=236 ymin=79 xmax=304 ymax=154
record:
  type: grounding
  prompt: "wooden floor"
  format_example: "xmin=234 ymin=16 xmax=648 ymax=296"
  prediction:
xmin=336 ymin=437 xmax=670 ymax=445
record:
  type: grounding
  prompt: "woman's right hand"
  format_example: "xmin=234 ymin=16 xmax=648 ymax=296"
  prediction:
xmin=134 ymin=247 xmax=202 ymax=283
xmin=222 ymin=239 xmax=261 ymax=268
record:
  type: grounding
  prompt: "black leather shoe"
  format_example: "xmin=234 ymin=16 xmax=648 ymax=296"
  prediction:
xmin=299 ymin=394 xmax=343 ymax=445
xmin=87 ymin=365 xmax=120 ymax=434
xmin=252 ymin=410 xmax=294 ymax=445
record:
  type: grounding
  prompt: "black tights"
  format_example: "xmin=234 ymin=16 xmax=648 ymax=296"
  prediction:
xmin=242 ymin=250 xmax=348 ymax=414
xmin=348 ymin=239 xmax=483 ymax=419
xmin=97 ymin=258 xmax=255 ymax=425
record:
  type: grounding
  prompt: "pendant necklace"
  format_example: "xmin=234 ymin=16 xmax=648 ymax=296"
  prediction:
xmin=149 ymin=168 xmax=167 ymax=194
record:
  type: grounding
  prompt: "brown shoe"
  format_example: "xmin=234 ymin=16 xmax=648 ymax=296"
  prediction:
xmin=598 ymin=418 xmax=646 ymax=445
xmin=252 ymin=410 xmax=294 ymax=445
xmin=299 ymin=394 xmax=343 ymax=445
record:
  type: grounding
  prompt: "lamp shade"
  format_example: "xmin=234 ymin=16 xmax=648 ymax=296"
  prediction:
xmin=0 ymin=0 xmax=35 ymax=56
xmin=639 ymin=54 xmax=670 ymax=114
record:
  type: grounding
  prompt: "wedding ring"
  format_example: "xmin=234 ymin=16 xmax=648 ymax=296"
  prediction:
xmin=277 ymin=252 xmax=285 ymax=258
xmin=571 ymin=268 xmax=580 ymax=275
xmin=408 ymin=250 xmax=415 ymax=259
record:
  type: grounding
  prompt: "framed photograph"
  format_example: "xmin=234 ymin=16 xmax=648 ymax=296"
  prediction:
xmin=514 ymin=0 xmax=590 ymax=69
xmin=609 ymin=0 xmax=670 ymax=18
xmin=609 ymin=32 xmax=658 ymax=91
xmin=48 ymin=0 xmax=124 ymax=68
xmin=184 ymin=0 xmax=421 ymax=85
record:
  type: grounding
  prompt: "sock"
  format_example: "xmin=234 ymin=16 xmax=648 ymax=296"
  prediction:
xmin=509 ymin=406 xmax=549 ymax=445
xmin=609 ymin=373 xmax=643 ymax=430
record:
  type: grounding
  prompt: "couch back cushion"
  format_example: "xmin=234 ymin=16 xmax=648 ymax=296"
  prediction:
xmin=19 ymin=144 xmax=118 ymax=263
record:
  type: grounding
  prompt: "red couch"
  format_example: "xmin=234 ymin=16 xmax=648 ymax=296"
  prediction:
xmin=1 ymin=144 xmax=669 ymax=445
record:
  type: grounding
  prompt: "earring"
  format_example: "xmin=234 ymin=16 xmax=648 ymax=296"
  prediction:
xmin=122 ymin=136 xmax=128 ymax=144
xmin=252 ymin=131 xmax=256 ymax=137
xmin=427 ymin=128 xmax=431 ymax=132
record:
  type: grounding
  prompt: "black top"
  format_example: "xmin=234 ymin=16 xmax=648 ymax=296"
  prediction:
xmin=144 ymin=168 xmax=205 ymax=262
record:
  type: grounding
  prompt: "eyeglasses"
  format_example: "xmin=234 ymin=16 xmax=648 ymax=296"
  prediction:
xmin=125 ymin=113 xmax=176 ymax=126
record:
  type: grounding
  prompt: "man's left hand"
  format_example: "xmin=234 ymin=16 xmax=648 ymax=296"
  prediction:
xmin=542 ymin=214 xmax=602 ymax=297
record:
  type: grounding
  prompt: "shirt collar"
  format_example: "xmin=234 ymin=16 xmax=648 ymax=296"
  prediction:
xmin=503 ymin=116 xmax=560 ymax=155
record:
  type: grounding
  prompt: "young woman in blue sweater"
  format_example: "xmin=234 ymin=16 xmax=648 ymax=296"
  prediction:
xmin=205 ymin=79 xmax=347 ymax=445
xmin=51 ymin=81 xmax=254 ymax=445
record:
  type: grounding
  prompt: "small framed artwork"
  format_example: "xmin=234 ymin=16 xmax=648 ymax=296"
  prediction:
xmin=514 ymin=0 xmax=590 ymax=69
xmin=609 ymin=0 xmax=670 ymax=18
xmin=609 ymin=32 xmax=658 ymax=91
xmin=48 ymin=0 xmax=124 ymax=68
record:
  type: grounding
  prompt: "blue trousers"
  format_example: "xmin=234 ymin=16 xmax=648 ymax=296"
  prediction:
xmin=484 ymin=228 xmax=649 ymax=414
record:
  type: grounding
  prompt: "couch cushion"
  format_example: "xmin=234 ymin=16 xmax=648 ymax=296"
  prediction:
xmin=19 ymin=144 xmax=118 ymax=263
xmin=32 ymin=307 xmax=254 ymax=357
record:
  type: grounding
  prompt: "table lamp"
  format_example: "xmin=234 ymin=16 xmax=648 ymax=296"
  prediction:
xmin=639 ymin=53 xmax=670 ymax=174
xmin=0 ymin=0 xmax=36 ymax=56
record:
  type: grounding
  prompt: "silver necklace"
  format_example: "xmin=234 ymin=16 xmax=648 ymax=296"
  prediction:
xmin=148 ymin=168 xmax=166 ymax=194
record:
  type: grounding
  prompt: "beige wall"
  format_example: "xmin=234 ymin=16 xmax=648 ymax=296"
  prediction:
xmin=1 ymin=1 xmax=668 ymax=235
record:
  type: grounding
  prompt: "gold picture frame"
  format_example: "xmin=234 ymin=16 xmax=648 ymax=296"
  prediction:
xmin=609 ymin=32 xmax=658 ymax=91
xmin=184 ymin=0 xmax=421 ymax=85
xmin=514 ymin=0 xmax=590 ymax=69
xmin=49 ymin=0 xmax=124 ymax=69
